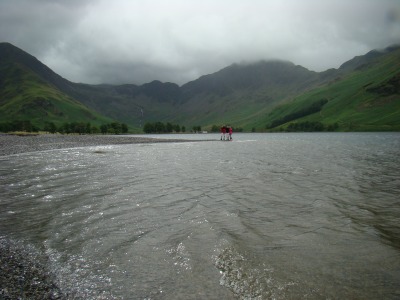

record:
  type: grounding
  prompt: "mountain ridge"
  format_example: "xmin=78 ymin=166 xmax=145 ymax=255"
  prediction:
xmin=1 ymin=42 xmax=399 ymax=131
xmin=0 ymin=42 xmax=115 ymax=130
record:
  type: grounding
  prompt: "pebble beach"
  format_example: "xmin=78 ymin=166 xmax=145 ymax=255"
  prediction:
xmin=0 ymin=133 xmax=190 ymax=156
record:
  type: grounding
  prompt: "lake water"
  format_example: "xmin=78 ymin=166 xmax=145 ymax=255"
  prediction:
xmin=1 ymin=133 xmax=399 ymax=299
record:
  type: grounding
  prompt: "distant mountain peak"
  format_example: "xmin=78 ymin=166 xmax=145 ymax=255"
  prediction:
xmin=2 ymin=42 xmax=399 ymax=131
xmin=339 ymin=44 xmax=400 ymax=71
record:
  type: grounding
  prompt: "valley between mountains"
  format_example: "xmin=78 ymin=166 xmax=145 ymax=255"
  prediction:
xmin=1 ymin=42 xmax=399 ymax=132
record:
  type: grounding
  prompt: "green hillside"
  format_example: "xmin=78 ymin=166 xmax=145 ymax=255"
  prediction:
xmin=1 ymin=42 xmax=399 ymax=133
xmin=262 ymin=46 xmax=400 ymax=132
xmin=170 ymin=60 xmax=328 ymax=129
xmin=0 ymin=43 xmax=116 ymax=131
xmin=69 ymin=81 xmax=181 ymax=128
xmin=0 ymin=61 xmax=113 ymax=129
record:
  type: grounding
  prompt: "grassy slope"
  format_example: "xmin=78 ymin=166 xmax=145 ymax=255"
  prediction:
xmin=69 ymin=83 xmax=181 ymax=130
xmin=0 ymin=62 xmax=113 ymax=128
xmin=1 ymin=42 xmax=399 ymax=132
xmin=176 ymin=62 xmax=322 ymax=130
xmin=258 ymin=48 xmax=400 ymax=131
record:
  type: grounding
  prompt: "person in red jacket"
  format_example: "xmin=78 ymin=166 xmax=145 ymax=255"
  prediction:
xmin=228 ymin=126 xmax=233 ymax=140
xmin=220 ymin=126 xmax=226 ymax=140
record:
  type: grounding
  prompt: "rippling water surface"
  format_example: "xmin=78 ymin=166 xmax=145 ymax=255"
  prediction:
xmin=1 ymin=133 xmax=399 ymax=299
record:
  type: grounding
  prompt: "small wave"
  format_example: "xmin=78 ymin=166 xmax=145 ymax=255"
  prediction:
xmin=215 ymin=246 xmax=296 ymax=299
xmin=235 ymin=140 xmax=258 ymax=143
xmin=166 ymin=241 xmax=192 ymax=272
xmin=44 ymin=243 xmax=118 ymax=299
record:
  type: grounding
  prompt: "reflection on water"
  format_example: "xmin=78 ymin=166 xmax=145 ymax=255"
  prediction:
xmin=0 ymin=133 xmax=399 ymax=299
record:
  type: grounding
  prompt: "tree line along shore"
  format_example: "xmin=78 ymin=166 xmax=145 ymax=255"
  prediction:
xmin=0 ymin=120 xmax=129 ymax=135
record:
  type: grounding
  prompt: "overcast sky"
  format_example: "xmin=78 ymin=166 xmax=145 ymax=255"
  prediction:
xmin=1 ymin=0 xmax=399 ymax=85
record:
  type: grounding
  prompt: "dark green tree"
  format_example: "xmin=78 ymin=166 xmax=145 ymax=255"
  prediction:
xmin=91 ymin=126 xmax=100 ymax=134
xmin=166 ymin=122 xmax=173 ymax=133
xmin=174 ymin=124 xmax=181 ymax=132
xmin=44 ymin=122 xmax=57 ymax=133
xmin=143 ymin=122 xmax=154 ymax=133
xmin=154 ymin=122 xmax=165 ymax=133
xmin=86 ymin=123 xmax=92 ymax=134
xmin=110 ymin=122 xmax=122 ymax=134
xmin=121 ymin=123 xmax=128 ymax=133
xmin=75 ymin=122 xmax=86 ymax=134
xmin=192 ymin=125 xmax=201 ymax=132
xmin=100 ymin=124 xmax=108 ymax=134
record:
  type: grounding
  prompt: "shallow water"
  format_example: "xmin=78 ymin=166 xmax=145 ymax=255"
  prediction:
xmin=1 ymin=133 xmax=399 ymax=299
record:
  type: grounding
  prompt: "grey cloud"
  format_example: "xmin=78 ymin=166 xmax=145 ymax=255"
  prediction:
xmin=0 ymin=0 xmax=93 ymax=55
xmin=1 ymin=0 xmax=399 ymax=85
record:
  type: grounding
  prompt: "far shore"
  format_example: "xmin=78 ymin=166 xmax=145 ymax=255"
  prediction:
xmin=0 ymin=133 xmax=200 ymax=156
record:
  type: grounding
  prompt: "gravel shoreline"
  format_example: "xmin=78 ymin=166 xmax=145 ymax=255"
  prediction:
xmin=0 ymin=238 xmax=65 ymax=299
xmin=0 ymin=134 xmax=194 ymax=156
